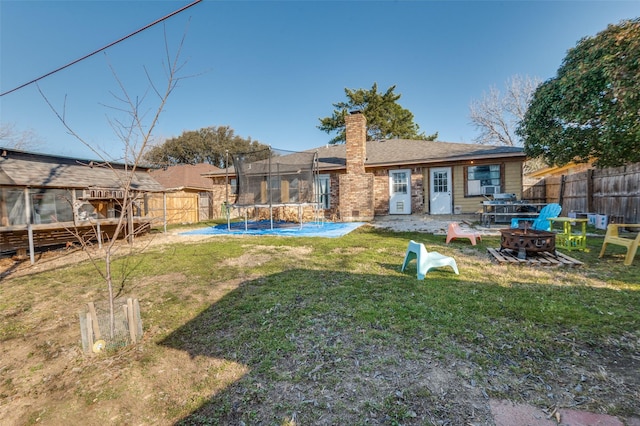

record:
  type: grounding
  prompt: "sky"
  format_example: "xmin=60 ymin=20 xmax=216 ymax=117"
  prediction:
xmin=1 ymin=0 xmax=639 ymax=161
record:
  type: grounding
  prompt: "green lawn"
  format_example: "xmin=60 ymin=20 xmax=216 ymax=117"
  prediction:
xmin=1 ymin=225 xmax=638 ymax=425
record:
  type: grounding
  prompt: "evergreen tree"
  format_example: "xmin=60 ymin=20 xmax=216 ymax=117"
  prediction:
xmin=318 ymin=83 xmax=437 ymax=144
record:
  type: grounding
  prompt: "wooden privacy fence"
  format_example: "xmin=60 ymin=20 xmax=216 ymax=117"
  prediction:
xmin=146 ymin=192 xmax=220 ymax=225
xmin=523 ymin=163 xmax=640 ymax=224
xmin=146 ymin=192 xmax=199 ymax=225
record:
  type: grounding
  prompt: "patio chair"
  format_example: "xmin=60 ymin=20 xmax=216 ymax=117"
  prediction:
xmin=510 ymin=203 xmax=562 ymax=231
xmin=598 ymin=224 xmax=640 ymax=266
xmin=446 ymin=222 xmax=482 ymax=246
xmin=401 ymin=240 xmax=459 ymax=280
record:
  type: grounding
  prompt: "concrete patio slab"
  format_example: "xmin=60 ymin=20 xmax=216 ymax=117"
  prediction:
xmin=489 ymin=399 xmax=636 ymax=426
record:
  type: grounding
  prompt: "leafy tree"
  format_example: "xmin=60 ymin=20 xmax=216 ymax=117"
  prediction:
xmin=469 ymin=75 xmax=541 ymax=146
xmin=318 ymin=83 xmax=437 ymax=144
xmin=517 ymin=18 xmax=640 ymax=168
xmin=144 ymin=126 xmax=269 ymax=168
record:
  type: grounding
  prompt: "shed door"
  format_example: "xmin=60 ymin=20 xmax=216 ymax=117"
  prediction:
xmin=389 ymin=169 xmax=411 ymax=214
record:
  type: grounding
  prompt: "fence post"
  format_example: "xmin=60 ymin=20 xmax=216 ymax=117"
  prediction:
xmin=127 ymin=298 xmax=137 ymax=344
xmin=587 ymin=169 xmax=594 ymax=213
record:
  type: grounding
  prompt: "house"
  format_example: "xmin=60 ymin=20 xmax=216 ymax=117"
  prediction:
xmin=149 ymin=163 xmax=220 ymax=223
xmin=203 ymin=112 xmax=527 ymax=222
xmin=0 ymin=148 xmax=165 ymax=256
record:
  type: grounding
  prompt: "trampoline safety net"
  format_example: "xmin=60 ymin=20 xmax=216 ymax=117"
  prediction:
xmin=232 ymin=147 xmax=318 ymax=206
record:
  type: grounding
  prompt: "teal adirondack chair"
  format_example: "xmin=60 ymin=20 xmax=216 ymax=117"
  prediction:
xmin=510 ymin=203 xmax=562 ymax=231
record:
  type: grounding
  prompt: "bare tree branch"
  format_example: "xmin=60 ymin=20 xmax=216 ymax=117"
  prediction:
xmin=0 ymin=122 xmax=43 ymax=151
xmin=469 ymin=75 xmax=541 ymax=146
xmin=36 ymin=26 xmax=190 ymax=341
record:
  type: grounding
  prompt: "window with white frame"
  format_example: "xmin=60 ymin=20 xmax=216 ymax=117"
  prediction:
xmin=288 ymin=177 xmax=299 ymax=202
xmin=315 ymin=174 xmax=330 ymax=209
xmin=467 ymin=164 xmax=501 ymax=195
xmin=391 ymin=171 xmax=409 ymax=194
xmin=263 ymin=175 xmax=281 ymax=202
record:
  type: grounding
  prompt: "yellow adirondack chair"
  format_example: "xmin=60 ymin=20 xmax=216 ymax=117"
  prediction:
xmin=598 ymin=224 xmax=640 ymax=266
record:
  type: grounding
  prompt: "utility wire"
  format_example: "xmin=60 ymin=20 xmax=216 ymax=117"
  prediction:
xmin=0 ymin=0 xmax=202 ymax=97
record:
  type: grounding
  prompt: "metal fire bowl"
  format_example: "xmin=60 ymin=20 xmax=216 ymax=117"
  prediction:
xmin=500 ymin=229 xmax=556 ymax=253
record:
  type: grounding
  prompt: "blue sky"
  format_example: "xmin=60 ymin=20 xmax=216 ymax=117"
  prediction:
xmin=1 ymin=0 xmax=638 ymax=161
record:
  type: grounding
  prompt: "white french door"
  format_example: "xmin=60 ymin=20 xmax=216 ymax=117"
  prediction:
xmin=430 ymin=167 xmax=452 ymax=214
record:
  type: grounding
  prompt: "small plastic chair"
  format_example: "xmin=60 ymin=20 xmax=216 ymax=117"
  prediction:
xmin=401 ymin=240 xmax=459 ymax=280
xmin=446 ymin=222 xmax=482 ymax=246
xmin=599 ymin=224 xmax=640 ymax=266
xmin=510 ymin=203 xmax=562 ymax=231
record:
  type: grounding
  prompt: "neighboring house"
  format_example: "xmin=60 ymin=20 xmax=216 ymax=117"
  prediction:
xmin=149 ymin=163 xmax=220 ymax=223
xmin=0 ymin=148 xmax=165 ymax=255
xmin=203 ymin=112 xmax=526 ymax=222
xmin=526 ymin=162 xmax=594 ymax=180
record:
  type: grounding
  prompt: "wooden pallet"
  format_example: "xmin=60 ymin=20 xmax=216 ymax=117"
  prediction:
xmin=487 ymin=247 xmax=584 ymax=267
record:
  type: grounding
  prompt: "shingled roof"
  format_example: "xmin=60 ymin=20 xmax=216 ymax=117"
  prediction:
xmin=150 ymin=163 xmax=219 ymax=191
xmin=313 ymin=139 xmax=525 ymax=170
xmin=0 ymin=148 xmax=165 ymax=192
xmin=203 ymin=139 xmax=526 ymax=177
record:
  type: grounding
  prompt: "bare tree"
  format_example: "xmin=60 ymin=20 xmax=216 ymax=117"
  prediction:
xmin=469 ymin=75 xmax=541 ymax=147
xmin=37 ymin=29 xmax=188 ymax=341
xmin=0 ymin=122 xmax=42 ymax=151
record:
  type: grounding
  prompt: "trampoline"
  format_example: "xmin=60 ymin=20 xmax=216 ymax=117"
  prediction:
xmin=224 ymin=146 xmax=323 ymax=231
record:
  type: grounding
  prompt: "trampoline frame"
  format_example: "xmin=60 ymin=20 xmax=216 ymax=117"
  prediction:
xmin=224 ymin=148 xmax=323 ymax=231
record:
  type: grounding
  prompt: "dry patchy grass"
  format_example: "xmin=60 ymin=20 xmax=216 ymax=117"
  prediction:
xmin=1 ymin=227 xmax=639 ymax=425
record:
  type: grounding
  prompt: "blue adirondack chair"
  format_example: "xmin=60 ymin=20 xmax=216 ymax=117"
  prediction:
xmin=510 ymin=203 xmax=562 ymax=232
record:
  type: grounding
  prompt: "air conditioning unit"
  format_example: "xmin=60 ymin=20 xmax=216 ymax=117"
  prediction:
xmin=481 ymin=185 xmax=501 ymax=195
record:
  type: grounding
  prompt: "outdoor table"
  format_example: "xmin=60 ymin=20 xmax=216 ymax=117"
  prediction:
xmin=481 ymin=202 xmax=548 ymax=226
xmin=549 ymin=217 xmax=588 ymax=251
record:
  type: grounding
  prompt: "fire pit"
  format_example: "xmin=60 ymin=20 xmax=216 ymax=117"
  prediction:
xmin=500 ymin=228 xmax=556 ymax=259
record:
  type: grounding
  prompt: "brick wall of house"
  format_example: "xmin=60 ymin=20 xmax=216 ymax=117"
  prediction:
xmin=411 ymin=171 xmax=425 ymax=213
xmin=373 ymin=172 xmax=389 ymax=215
xmin=371 ymin=168 xmax=425 ymax=215
xmin=210 ymin=176 xmax=237 ymax=218
xmin=339 ymin=173 xmax=374 ymax=221
xmin=325 ymin=172 xmax=341 ymax=220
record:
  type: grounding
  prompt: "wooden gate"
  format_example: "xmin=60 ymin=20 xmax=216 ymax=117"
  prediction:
xmin=146 ymin=192 xmax=199 ymax=224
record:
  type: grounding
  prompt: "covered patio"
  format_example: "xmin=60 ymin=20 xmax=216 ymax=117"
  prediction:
xmin=0 ymin=148 xmax=165 ymax=263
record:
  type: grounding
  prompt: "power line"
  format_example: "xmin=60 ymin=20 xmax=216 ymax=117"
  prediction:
xmin=0 ymin=0 xmax=203 ymax=97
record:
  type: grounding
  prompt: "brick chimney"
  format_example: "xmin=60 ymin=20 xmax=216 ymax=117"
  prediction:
xmin=339 ymin=111 xmax=374 ymax=222
xmin=345 ymin=111 xmax=366 ymax=175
